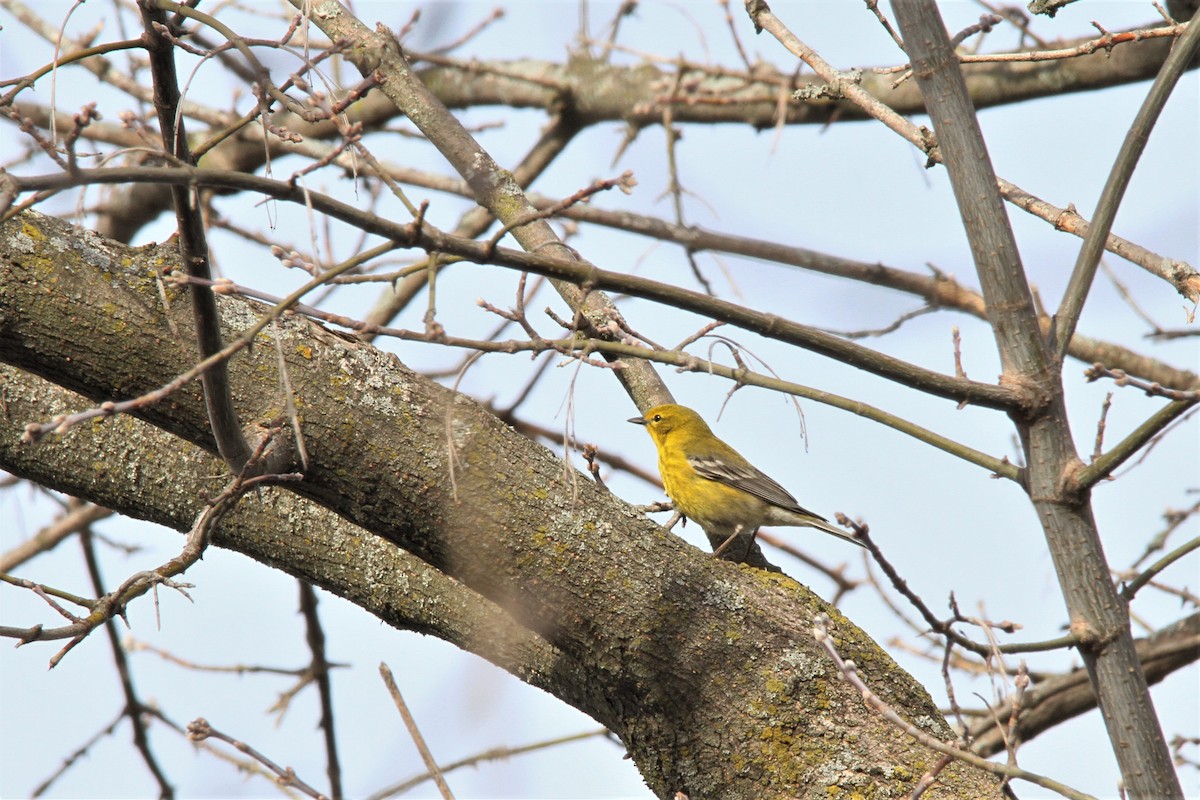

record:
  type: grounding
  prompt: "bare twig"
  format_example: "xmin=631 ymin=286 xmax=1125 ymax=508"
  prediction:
xmin=1084 ymin=363 xmax=1200 ymax=402
xmin=378 ymin=663 xmax=455 ymax=800
xmin=844 ymin=519 xmax=1075 ymax=657
xmin=1091 ymin=392 xmax=1114 ymax=461
xmin=364 ymin=728 xmax=610 ymax=800
xmin=0 ymin=500 xmax=112 ymax=572
xmin=79 ymin=530 xmax=174 ymax=798
xmin=298 ymin=582 xmax=341 ymax=800
xmin=187 ymin=718 xmax=330 ymax=800
xmin=1119 ymin=536 xmax=1200 ymax=601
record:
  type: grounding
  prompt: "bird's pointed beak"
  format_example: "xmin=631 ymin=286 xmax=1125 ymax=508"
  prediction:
xmin=627 ymin=415 xmax=647 ymax=425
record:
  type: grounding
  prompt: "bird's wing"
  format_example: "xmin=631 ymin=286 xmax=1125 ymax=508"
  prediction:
xmin=687 ymin=454 xmax=829 ymax=522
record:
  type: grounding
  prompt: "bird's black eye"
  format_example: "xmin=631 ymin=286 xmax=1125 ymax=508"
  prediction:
xmin=653 ymin=414 xmax=662 ymax=422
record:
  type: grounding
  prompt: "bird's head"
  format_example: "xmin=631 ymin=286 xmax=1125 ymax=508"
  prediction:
xmin=628 ymin=403 xmax=712 ymax=446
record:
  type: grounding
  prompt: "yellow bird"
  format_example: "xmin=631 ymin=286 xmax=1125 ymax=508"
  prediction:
xmin=629 ymin=403 xmax=862 ymax=553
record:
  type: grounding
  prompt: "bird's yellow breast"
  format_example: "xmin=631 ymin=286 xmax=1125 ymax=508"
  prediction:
xmin=658 ymin=448 xmax=767 ymax=533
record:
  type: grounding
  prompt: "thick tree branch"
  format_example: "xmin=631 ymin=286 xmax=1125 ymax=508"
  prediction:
xmin=0 ymin=365 xmax=570 ymax=695
xmin=0 ymin=211 xmax=1004 ymax=799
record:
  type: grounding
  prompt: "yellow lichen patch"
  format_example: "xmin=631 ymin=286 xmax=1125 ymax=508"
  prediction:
xmin=810 ymin=678 xmax=832 ymax=710
xmin=754 ymin=723 xmax=803 ymax=786
xmin=21 ymin=220 xmax=45 ymax=241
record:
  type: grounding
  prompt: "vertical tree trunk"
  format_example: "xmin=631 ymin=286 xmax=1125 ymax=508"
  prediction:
xmin=890 ymin=4 xmax=1182 ymax=797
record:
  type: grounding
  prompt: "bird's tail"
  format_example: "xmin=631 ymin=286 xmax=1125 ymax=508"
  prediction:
xmin=805 ymin=516 xmax=866 ymax=548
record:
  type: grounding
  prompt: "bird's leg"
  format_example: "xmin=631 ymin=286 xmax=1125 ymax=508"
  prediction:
xmin=711 ymin=524 xmax=751 ymax=559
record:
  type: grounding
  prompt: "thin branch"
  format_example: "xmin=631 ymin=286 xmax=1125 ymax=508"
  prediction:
xmin=1 ymin=464 xmax=300 ymax=664
xmin=747 ymin=1 xmax=937 ymax=158
xmin=186 ymin=718 xmax=330 ymax=800
xmin=281 ymin=0 xmax=669 ymax=410
xmin=484 ymin=172 xmax=636 ymax=254
xmin=1090 ymin=392 xmax=1114 ymax=461
xmin=30 ymin=709 xmax=126 ymax=797
xmin=0 ymin=500 xmax=112 ymax=572
xmin=1050 ymin=16 xmax=1200 ymax=359
xmin=79 ymin=530 xmax=175 ymax=799
xmin=864 ymin=0 xmax=906 ymax=50
xmin=1119 ymin=536 xmax=1200 ymax=601
xmin=363 ymin=112 xmax=585 ymax=333
xmin=1131 ymin=498 xmax=1200 ymax=570
xmin=968 ymin=614 xmax=1200 ymax=758
xmin=378 ymin=663 xmax=455 ymax=800
xmin=139 ymin=2 xmax=251 ymax=472
xmin=364 ymin=728 xmax=610 ymax=800
xmin=739 ymin=2 xmax=1197 ymax=305
xmin=848 ymin=520 xmax=1076 ymax=656
xmin=1084 ymin=363 xmax=1200 ymax=402
xmin=996 ymin=183 xmax=1198 ymax=302
xmin=298 ymin=581 xmax=341 ymax=800
xmin=1073 ymin=399 xmax=1198 ymax=489
xmin=126 ymin=639 xmax=315 ymax=676
xmin=171 ymin=272 xmax=1020 ymax=478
